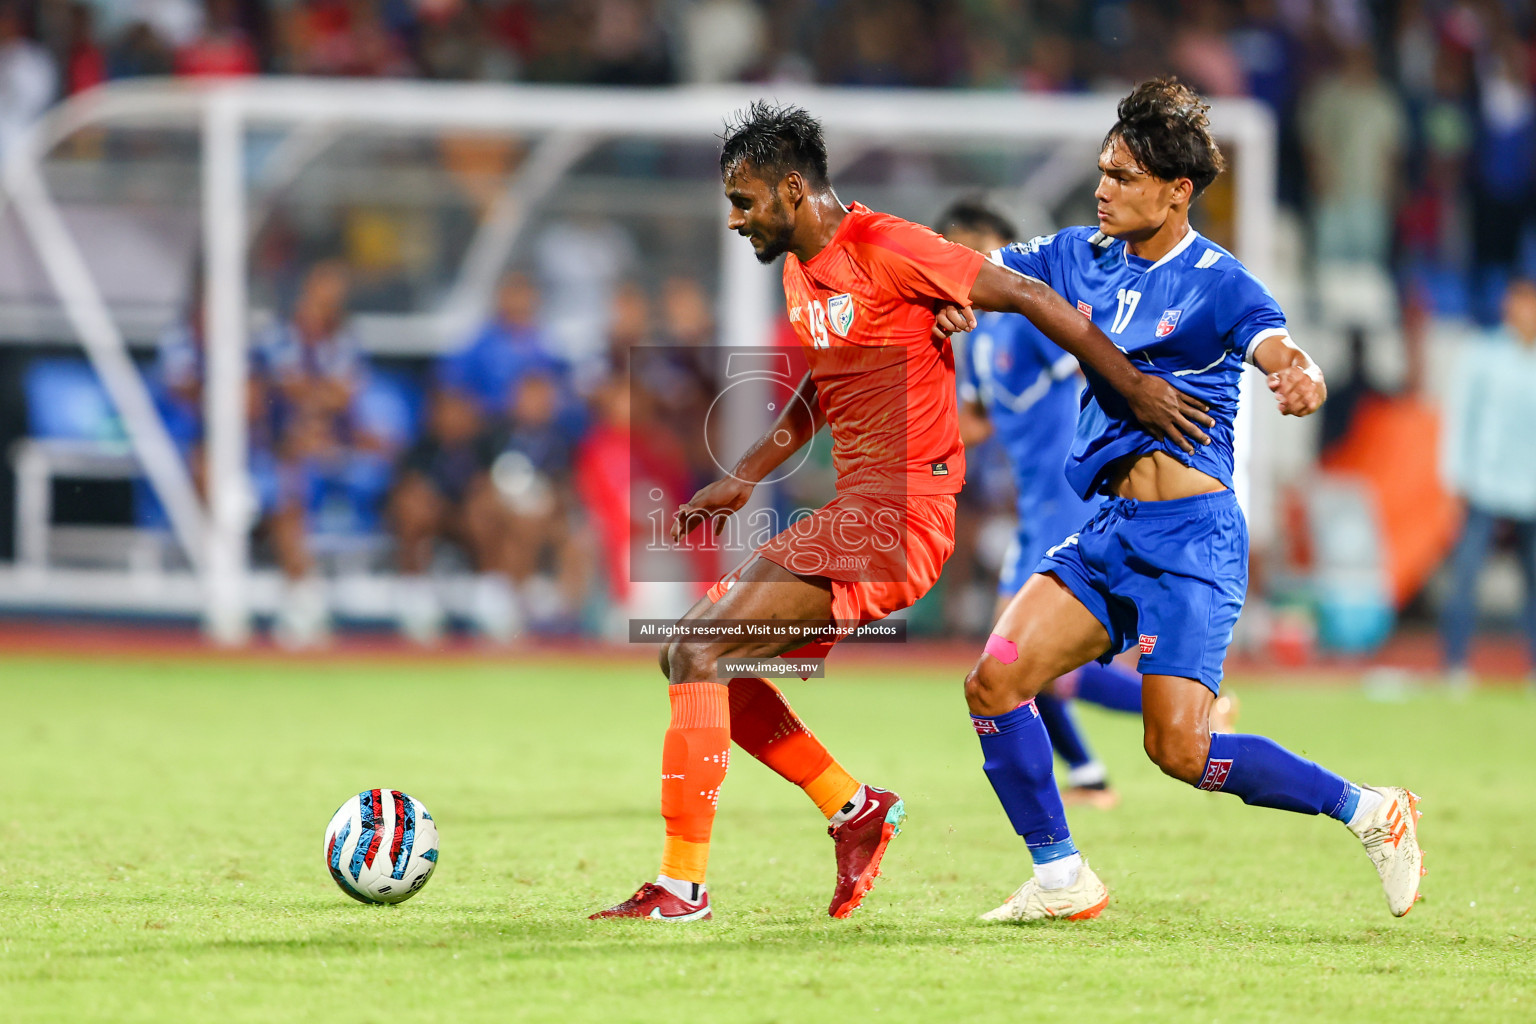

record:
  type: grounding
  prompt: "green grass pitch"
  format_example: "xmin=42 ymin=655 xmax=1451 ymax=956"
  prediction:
xmin=1 ymin=652 xmax=1532 ymax=1022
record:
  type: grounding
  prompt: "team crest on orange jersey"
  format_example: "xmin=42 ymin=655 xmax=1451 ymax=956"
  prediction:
xmin=827 ymin=293 xmax=856 ymax=336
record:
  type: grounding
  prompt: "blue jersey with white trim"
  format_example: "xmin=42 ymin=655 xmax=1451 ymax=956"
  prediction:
xmin=956 ymin=310 xmax=1085 ymax=522
xmin=994 ymin=226 xmax=1287 ymax=499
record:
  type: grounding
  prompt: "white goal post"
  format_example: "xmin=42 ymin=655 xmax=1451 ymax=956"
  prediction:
xmin=0 ymin=79 xmax=1276 ymax=643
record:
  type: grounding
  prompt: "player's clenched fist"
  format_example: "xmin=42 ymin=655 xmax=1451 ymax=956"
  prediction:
xmin=1267 ymin=364 xmax=1326 ymax=417
xmin=930 ymin=301 xmax=976 ymax=338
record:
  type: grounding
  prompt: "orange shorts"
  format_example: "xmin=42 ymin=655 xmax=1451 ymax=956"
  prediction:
xmin=706 ymin=492 xmax=957 ymax=653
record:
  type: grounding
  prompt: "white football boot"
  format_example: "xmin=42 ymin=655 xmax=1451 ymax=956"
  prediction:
xmin=981 ymin=861 xmax=1109 ymax=922
xmin=1347 ymin=786 xmax=1425 ymax=917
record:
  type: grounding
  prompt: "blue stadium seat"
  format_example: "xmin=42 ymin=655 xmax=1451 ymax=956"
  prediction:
xmin=17 ymin=357 xmax=172 ymax=539
xmin=24 ymin=358 xmax=126 ymax=442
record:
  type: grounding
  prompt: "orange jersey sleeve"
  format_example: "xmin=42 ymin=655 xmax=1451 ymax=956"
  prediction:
xmin=845 ymin=214 xmax=985 ymax=307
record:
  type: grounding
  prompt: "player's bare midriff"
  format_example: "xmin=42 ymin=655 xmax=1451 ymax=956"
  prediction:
xmin=1106 ymin=450 xmax=1226 ymax=503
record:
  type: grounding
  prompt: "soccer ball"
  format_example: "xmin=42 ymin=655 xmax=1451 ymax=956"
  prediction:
xmin=323 ymin=789 xmax=440 ymax=904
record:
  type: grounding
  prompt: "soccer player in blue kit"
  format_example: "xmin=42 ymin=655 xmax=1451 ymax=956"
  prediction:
xmin=935 ymin=79 xmax=1424 ymax=921
xmin=938 ymin=197 xmax=1241 ymax=810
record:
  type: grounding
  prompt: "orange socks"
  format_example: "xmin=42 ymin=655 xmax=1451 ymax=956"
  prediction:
xmin=728 ymin=676 xmax=861 ymax=818
xmin=658 ymin=682 xmax=730 ymax=884
xmin=657 ymin=678 xmax=861 ymax=886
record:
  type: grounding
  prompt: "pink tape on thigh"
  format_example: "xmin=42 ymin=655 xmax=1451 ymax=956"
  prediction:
xmin=984 ymin=633 xmax=1019 ymax=664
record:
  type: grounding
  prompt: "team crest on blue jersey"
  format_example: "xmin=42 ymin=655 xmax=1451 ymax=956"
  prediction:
xmin=827 ymin=293 xmax=855 ymax=336
xmin=1155 ymin=308 xmax=1182 ymax=337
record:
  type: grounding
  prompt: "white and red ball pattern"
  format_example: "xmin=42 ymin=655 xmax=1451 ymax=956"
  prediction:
xmin=323 ymin=789 xmax=439 ymax=904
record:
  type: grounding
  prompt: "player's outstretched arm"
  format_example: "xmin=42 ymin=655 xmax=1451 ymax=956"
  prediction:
xmin=965 ymin=262 xmax=1215 ymax=453
xmin=1253 ymin=334 xmax=1326 ymax=417
xmin=670 ymin=371 xmax=823 ymax=543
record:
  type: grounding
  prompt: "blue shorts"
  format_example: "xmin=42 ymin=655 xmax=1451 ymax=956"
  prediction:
xmin=998 ymin=494 xmax=1102 ymax=596
xmin=1036 ymin=489 xmax=1247 ymax=693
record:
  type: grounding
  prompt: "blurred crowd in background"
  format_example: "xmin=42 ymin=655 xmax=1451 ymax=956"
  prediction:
xmin=140 ymin=261 xmax=732 ymax=646
xmin=0 ymin=0 xmax=1526 ymax=311
xmin=2 ymin=0 xmax=1535 ymax=673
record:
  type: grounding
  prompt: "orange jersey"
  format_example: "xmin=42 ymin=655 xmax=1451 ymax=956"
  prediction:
xmin=782 ymin=202 xmax=984 ymax=495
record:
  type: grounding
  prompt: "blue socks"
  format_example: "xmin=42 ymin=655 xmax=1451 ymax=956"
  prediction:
xmin=973 ymin=701 xmax=1077 ymax=862
xmin=1200 ymin=732 xmax=1357 ymax=820
xmin=1073 ymin=662 xmax=1143 ymax=713
xmin=1034 ymin=693 xmax=1093 ymax=770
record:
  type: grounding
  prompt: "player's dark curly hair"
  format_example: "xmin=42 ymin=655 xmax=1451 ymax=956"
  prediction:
xmin=1104 ymin=77 xmax=1225 ymax=198
xmin=937 ymin=195 xmax=1017 ymax=243
xmin=719 ymin=101 xmax=830 ymax=187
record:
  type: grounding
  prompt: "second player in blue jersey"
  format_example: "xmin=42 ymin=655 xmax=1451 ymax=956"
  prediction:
xmin=956 ymin=303 xmax=1095 ymax=598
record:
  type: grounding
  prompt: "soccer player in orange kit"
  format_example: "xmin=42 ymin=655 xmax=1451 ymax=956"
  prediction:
xmin=590 ymin=102 xmax=1213 ymax=922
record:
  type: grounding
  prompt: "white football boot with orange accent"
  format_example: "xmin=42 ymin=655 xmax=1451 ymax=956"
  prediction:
xmin=980 ymin=861 xmax=1109 ymax=922
xmin=1347 ymin=786 xmax=1425 ymax=917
